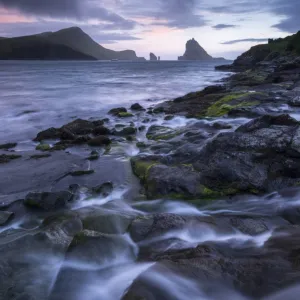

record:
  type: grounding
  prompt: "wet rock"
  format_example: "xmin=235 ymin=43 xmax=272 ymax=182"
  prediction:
xmin=131 ymin=103 xmax=145 ymax=111
xmin=62 ymin=118 xmax=95 ymax=135
xmin=87 ymin=150 xmax=99 ymax=160
xmin=118 ymin=112 xmax=134 ymax=118
xmin=35 ymin=143 xmax=51 ymax=151
xmin=212 ymin=121 xmax=232 ymax=130
xmin=72 ymin=135 xmax=91 ymax=144
xmin=80 ymin=210 xmax=133 ymax=234
xmin=93 ymin=125 xmax=110 ymax=135
xmin=0 ymin=211 xmax=14 ymax=226
xmin=109 ymin=107 xmax=127 ymax=116
xmin=145 ymin=164 xmax=204 ymax=199
xmin=129 ymin=214 xmax=186 ymax=243
xmin=164 ymin=115 xmax=174 ymax=121
xmin=23 ymin=191 xmax=73 ymax=211
xmin=193 ymin=114 xmax=300 ymax=195
xmin=288 ymin=96 xmax=300 ymax=107
xmin=34 ymin=127 xmax=61 ymax=141
xmin=60 ymin=128 xmax=76 ymax=140
xmin=88 ymin=136 xmax=111 ymax=146
xmin=92 ymin=182 xmax=113 ymax=196
xmin=116 ymin=126 xmax=137 ymax=136
xmin=146 ymin=125 xmax=179 ymax=141
xmin=69 ymin=170 xmax=95 ymax=176
xmin=30 ymin=153 xmax=51 ymax=159
xmin=0 ymin=154 xmax=22 ymax=164
xmin=0 ymin=143 xmax=17 ymax=150
xmin=136 ymin=142 xmax=148 ymax=149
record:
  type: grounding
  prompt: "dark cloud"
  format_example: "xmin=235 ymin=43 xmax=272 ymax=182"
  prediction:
xmin=221 ymin=38 xmax=269 ymax=45
xmin=0 ymin=0 xmax=137 ymax=30
xmin=212 ymin=24 xmax=238 ymax=30
xmin=120 ymin=0 xmax=207 ymax=29
xmin=0 ymin=21 xmax=141 ymax=44
xmin=271 ymin=0 xmax=300 ymax=32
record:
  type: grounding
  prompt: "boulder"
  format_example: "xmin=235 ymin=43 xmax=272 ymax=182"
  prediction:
xmin=0 ymin=143 xmax=17 ymax=150
xmin=88 ymin=136 xmax=111 ymax=146
xmin=61 ymin=118 xmax=95 ymax=135
xmin=34 ymin=127 xmax=61 ymax=141
xmin=91 ymin=182 xmax=113 ymax=196
xmin=0 ymin=211 xmax=14 ymax=226
xmin=131 ymin=103 xmax=145 ymax=111
xmin=24 ymin=191 xmax=73 ymax=211
xmin=109 ymin=107 xmax=127 ymax=116
xmin=150 ymin=53 xmax=157 ymax=61
xmin=92 ymin=126 xmax=110 ymax=135
xmin=116 ymin=126 xmax=137 ymax=136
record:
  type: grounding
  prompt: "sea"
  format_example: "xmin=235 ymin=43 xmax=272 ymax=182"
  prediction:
xmin=0 ymin=60 xmax=232 ymax=143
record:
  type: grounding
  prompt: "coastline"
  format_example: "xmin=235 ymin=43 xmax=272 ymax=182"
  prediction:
xmin=2 ymin=46 xmax=300 ymax=299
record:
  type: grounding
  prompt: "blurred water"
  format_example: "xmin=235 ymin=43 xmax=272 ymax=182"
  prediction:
xmin=0 ymin=60 xmax=231 ymax=143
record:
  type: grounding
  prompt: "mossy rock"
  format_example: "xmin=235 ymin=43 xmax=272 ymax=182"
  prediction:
xmin=30 ymin=153 xmax=51 ymax=159
xmin=131 ymin=157 xmax=158 ymax=181
xmin=146 ymin=125 xmax=180 ymax=141
xmin=0 ymin=154 xmax=22 ymax=163
xmin=118 ymin=112 xmax=134 ymax=118
xmin=204 ymin=92 xmax=260 ymax=117
xmin=0 ymin=142 xmax=17 ymax=149
xmin=36 ymin=143 xmax=51 ymax=151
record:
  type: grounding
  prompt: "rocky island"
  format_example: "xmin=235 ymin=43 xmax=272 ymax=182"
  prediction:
xmin=178 ymin=37 xmax=226 ymax=61
xmin=2 ymin=31 xmax=300 ymax=299
xmin=0 ymin=27 xmax=145 ymax=61
xmin=149 ymin=53 xmax=158 ymax=61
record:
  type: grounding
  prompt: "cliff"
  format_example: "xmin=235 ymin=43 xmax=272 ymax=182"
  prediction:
xmin=0 ymin=27 xmax=144 ymax=61
xmin=178 ymin=38 xmax=212 ymax=61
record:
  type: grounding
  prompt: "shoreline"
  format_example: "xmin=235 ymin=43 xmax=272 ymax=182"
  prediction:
xmin=2 ymin=40 xmax=300 ymax=299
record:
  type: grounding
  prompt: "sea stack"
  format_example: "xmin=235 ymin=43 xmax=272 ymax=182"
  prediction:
xmin=178 ymin=38 xmax=212 ymax=61
xmin=150 ymin=53 xmax=158 ymax=61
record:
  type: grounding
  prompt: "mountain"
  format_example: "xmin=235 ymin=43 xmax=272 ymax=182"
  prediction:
xmin=178 ymin=38 xmax=225 ymax=61
xmin=216 ymin=31 xmax=300 ymax=71
xmin=0 ymin=36 xmax=95 ymax=60
xmin=0 ymin=27 xmax=144 ymax=61
xmin=150 ymin=53 xmax=158 ymax=61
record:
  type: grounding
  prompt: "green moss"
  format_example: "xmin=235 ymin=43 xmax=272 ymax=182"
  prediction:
xmin=131 ymin=159 xmax=158 ymax=181
xmin=205 ymin=93 xmax=260 ymax=117
xmin=136 ymin=142 xmax=147 ymax=148
xmin=70 ymin=170 xmax=95 ymax=176
xmin=118 ymin=112 xmax=133 ymax=118
xmin=36 ymin=143 xmax=51 ymax=151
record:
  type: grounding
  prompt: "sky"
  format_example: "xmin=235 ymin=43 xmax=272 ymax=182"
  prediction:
xmin=0 ymin=0 xmax=299 ymax=60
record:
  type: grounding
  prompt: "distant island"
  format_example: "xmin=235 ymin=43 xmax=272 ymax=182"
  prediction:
xmin=0 ymin=27 xmax=146 ymax=61
xmin=178 ymin=38 xmax=226 ymax=61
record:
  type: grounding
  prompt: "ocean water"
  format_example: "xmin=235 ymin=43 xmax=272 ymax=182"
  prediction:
xmin=0 ymin=60 xmax=231 ymax=143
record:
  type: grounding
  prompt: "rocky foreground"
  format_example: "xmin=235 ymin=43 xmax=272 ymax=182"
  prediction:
xmin=2 ymin=35 xmax=300 ymax=299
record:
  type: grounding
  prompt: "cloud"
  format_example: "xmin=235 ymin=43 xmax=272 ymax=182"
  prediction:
xmin=0 ymin=0 xmax=137 ymax=30
xmin=212 ymin=24 xmax=238 ymax=30
xmin=120 ymin=0 xmax=207 ymax=29
xmin=221 ymin=38 xmax=269 ymax=45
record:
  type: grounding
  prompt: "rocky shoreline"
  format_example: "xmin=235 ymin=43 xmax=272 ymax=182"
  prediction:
xmin=2 ymin=37 xmax=300 ymax=299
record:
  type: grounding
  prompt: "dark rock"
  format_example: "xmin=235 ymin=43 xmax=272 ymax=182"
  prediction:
xmin=92 ymin=182 xmax=113 ymax=197
xmin=0 ymin=154 xmax=22 ymax=163
xmin=92 ymin=125 xmax=110 ymax=135
xmin=88 ymin=136 xmax=111 ymax=146
xmin=116 ymin=126 xmax=137 ymax=136
xmin=62 ymin=118 xmax=95 ymax=135
xmin=34 ymin=127 xmax=61 ymax=141
xmin=80 ymin=210 xmax=133 ymax=234
xmin=150 ymin=53 xmax=157 ymax=61
xmin=131 ymin=103 xmax=145 ymax=110
xmin=146 ymin=125 xmax=179 ymax=141
xmin=30 ymin=153 xmax=51 ymax=159
xmin=0 ymin=211 xmax=14 ymax=226
xmin=164 ymin=115 xmax=174 ymax=121
xmin=108 ymin=107 xmax=127 ymax=116
xmin=178 ymin=38 xmax=212 ymax=61
xmin=129 ymin=214 xmax=186 ymax=243
xmin=0 ymin=143 xmax=17 ymax=150
xmin=60 ymin=128 xmax=76 ymax=140
xmin=69 ymin=170 xmax=95 ymax=176
xmin=212 ymin=121 xmax=232 ymax=130
xmin=288 ymin=96 xmax=300 ymax=107
xmin=24 ymin=191 xmax=73 ymax=211
xmin=87 ymin=150 xmax=99 ymax=160
xmin=72 ymin=135 xmax=91 ymax=144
